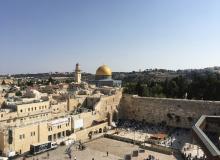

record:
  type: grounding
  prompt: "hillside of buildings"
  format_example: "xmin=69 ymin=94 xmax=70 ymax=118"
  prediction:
xmin=0 ymin=64 xmax=219 ymax=160
xmin=1 ymin=67 xmax=220 ymax=101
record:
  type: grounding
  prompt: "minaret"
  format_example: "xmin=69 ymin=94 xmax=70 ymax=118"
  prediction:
xmin=75 ymin=63 xmax=81 ymax=84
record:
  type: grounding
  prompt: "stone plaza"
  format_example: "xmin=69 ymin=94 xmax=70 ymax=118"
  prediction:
xmin=15 ymin=138 xmax=178 ymax=160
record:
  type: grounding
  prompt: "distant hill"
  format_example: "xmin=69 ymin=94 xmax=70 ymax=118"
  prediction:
xmin=112 ymin=67 xmax=220 ymax=84
xmin=1 ymin=66 xmax=220 ymax=83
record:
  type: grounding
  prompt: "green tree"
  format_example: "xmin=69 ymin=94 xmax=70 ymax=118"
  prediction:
xmin=151 ymin=83 xmax=163 ymax=97
xmin=27 ymin=81 xmax=34 ymax=86
xmin=1 ymin=80 xmax=6 ymax=85
xmin=15 ymin=91 xmax=22 ymax=96
xmin=135 ymin=81 xmax=144 ymax=96
xmin=48 ymin=76 xmax=54 ymax=85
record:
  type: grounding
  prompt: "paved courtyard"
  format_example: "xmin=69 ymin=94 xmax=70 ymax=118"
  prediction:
xmin=16 ymin=138 xmax=179 ymax=160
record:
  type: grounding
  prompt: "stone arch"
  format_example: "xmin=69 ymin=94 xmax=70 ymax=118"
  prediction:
xmin=103 ymin=126 xmax=107 ymax=133
xmin=88 ymin=131 xmax=93 ymax=139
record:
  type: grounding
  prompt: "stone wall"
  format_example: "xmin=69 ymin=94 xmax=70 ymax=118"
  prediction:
xmin=71 ymin=111 xmax=100 ymax=129
xmin=86 ymin=97 xmax=100 ymax=110
xmin=119 ymin=95 xmax=220 ymax=128
xmin=0 ymin=131 xmax=5 ymax=154
xmin=95 ymin=90 xmax=122 ymax=121
xmin=75 ymin=122 xmax=108 ymax=141
xmin=51 ymin=102 xmax=67 ymax=113
xmin=67 ymin=96 xmax=86 ymax=111
xmin=0 ymin=95 xmax=4 ymax=106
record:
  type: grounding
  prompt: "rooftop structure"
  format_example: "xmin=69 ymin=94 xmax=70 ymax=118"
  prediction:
xmin=192 ymin=115 xmax=220 ymax=160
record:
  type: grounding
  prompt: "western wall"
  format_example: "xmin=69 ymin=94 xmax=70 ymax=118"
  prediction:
xmin=118 ymin=94 xmax=220 ymax=128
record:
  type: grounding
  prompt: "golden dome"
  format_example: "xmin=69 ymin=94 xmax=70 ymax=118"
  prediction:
xmin=96 ymin=65 xmax=112 ymax=76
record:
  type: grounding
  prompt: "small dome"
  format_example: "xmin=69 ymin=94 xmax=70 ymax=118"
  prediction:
xmin=96 ymin=65 xmax=112 ymax=76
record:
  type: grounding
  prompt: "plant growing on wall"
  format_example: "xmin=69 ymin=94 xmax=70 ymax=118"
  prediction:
xmin=187 ymin=116 xmax=193 ymax=122
xmin=175 ymin=115 xmax=181 ymax=123
xmin=167 ymin=113 xmax=173 ymax=120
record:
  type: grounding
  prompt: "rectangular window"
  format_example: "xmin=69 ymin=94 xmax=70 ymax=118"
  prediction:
xmin=31 ymin=132 xmax=35 ymax=136
xmin=58 ymin=132 xmax=61 ymax=138
xmin=66 ymin=130 xmax=70 ymax=136
xmin=48 ymin=135 xmax=52 ymax=141
xmin=53 ymin=134 xmax=56 ymax=140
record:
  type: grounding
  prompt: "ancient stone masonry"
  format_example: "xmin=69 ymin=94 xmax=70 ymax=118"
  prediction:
xmin=119 ymin=95 xmax=220 ymax=128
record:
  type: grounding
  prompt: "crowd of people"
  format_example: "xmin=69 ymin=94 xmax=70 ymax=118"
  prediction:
xmin=117 ymin=119 xmax=190 ymax=149
xmin=182 ymin=153 xmax=207 ymax=160
xmin=117 ymin=120 xmax=211 ymax=160
xmin=144 ymin=155 xmax=160 ymax=160
xmin=181 ymin=143 xmax=207 ymax=160
xmin=117 ymin=119 xmax=169 ymax=134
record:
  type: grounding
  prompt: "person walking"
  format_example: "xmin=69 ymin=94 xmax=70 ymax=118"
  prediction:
xmin=106 ymin=151 xmax=108 ymax=157
xmin=47 ymin=152 xmax=50 ymax=159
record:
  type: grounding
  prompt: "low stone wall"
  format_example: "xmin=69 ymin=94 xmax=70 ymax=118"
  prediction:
xmin=104 ymin=134 xmax=176 ymax=155
xmin=75 ymin=122 xmax=108 ymax=141
xmin=140 ymin=144 xmax=175 ymax=155
xmin=104 ymin=133 xmax=142 ymax=145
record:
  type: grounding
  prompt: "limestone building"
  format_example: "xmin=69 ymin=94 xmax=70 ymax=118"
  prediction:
xmin=0 ymin=65 xmax=122 ymax=157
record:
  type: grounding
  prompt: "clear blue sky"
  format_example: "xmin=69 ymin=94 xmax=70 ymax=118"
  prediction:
xmin=0 ymin=0 xmax=220 ymax=74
